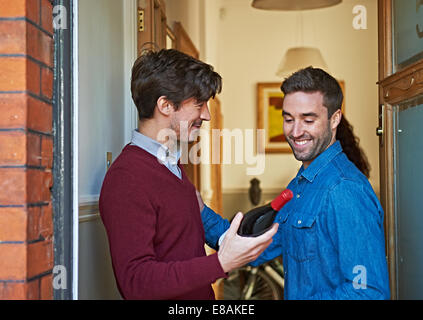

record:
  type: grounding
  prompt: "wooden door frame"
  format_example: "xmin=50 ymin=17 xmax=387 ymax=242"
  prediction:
xmin=378 ymin=0 xmax=423 ymax=299
xmin=377 ymin=0 xmax=396 ymax=300
xmin=137 ymin=0 xmax=167 ymax=54
xmin=173 ymin=22 xmax=202 ymax=190
xmin=209 ymin=97 xmax=223 ymax=214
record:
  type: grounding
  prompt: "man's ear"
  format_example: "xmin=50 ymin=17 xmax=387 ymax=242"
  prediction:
xmin=331 ymin=109 xmax=342 ymax=130
xmin=156 ymin=96 xmax=173 ymax=116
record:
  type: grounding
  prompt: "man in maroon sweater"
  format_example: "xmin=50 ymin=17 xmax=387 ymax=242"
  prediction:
xmin=99 ymin=49 xmax=278 ymax=300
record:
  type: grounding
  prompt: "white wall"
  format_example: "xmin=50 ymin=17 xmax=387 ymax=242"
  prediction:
xmin=165 ymin=0 xmax=202 ymax=51
xmin=78 ymin=0 xmax=135 ymax=299
xmin=217 ymin=0 xmax=380 ymax=195
xmin=78 ymin=0 xmax=127 ymax=201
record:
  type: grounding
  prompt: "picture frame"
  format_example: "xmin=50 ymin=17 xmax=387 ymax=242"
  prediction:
xmin=256 ymin=81 xmax=345 ymax=154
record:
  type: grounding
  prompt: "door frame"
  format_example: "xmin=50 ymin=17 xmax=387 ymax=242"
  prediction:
xmin=124 ymin=0 xmax=140 ymax=143
xmin=52 ymin=0 xmax=77 ymax=300
xmin=378 ymin=0 xmax=423 ymax=299
xmin=52 ymin=0 xmax=139 ymax=299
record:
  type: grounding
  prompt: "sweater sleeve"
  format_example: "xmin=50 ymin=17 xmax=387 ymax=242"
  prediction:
xmin=99 ymin=168 xmax=227 ymax=300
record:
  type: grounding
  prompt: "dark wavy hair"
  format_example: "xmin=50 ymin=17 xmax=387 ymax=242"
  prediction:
xmin=281 ymin=67 xmax=370 ymax=178
xmin=131 ymin=48 xmax=222 ymax=120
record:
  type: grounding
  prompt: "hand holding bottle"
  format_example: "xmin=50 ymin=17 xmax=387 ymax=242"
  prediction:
xmin=238 ymin=189 xmax=293 ymax=237
xmin=217 ymin=212 xmax=279 ymax=273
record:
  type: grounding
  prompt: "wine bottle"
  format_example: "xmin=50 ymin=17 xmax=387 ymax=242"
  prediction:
xmin=237 ymin=189 xmax=293 ymax=237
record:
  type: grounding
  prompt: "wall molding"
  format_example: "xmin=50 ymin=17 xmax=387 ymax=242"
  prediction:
xmin=79 ymin=199 xmax=100 ymax=223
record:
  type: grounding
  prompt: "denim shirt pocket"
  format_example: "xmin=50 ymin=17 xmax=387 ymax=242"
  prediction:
xmin=287 ymin=213 xmax=318 ymax=262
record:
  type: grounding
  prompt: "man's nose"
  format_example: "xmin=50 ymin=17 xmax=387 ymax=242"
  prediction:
xmin=201 ymin=104 xmax=211 ymax=121
xmin=291 ymin=121 xmax=304 ymax=138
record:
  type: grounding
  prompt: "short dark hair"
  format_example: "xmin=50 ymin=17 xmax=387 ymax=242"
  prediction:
xmin=281 ymin=67 xmax=343 ymax=118
xmin=131 ymin=49 xmax=222 ymax=120
xmin=281 ymin=66 xmax=370 ymax=178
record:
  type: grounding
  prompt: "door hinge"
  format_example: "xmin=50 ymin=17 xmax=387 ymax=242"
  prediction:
xmin=138 ymin=9 xmax=145 ymax=32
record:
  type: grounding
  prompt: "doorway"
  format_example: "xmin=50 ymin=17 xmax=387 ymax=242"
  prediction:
xmin=378 ymin=0 xmax=423 ymax=299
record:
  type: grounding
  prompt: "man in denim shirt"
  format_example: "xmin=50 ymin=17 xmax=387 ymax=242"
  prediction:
xmin=201 ymin=67 xmax=390 ymax=299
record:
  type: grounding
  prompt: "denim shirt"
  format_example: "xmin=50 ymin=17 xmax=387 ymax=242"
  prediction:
xmin=202 ymin=141 xmax=390 ymax=300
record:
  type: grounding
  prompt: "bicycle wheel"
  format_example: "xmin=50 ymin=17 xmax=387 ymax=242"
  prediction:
xmin=221 ymin=267 xmax=283 ymax=300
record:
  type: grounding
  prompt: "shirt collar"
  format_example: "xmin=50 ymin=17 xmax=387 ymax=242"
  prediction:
xmin=298 ymin=140 xmax=343 ymax=183
xmin=131 ymin=130 xmax=181 ymax=165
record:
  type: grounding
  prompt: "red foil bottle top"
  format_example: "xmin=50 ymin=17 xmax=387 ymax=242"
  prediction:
xmin=271 ymin=189 xmax=294 ymax=211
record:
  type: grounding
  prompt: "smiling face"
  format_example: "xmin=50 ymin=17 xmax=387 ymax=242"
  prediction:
xmin=282 ymin=91 xmax=340 ymax=168
xmin=170 ymin=97 xmax=211 ymax=143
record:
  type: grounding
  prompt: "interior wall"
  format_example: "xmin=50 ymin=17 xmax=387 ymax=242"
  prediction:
xmin=165 ymin=0 xmax=201 ymax=51
xmin=78 ymin=0 xmax=126 ymax=201
xmin=78 ymin=0 xmax=129 ymax=299
xmin=218 ymin=0 xmax=380 ymax=199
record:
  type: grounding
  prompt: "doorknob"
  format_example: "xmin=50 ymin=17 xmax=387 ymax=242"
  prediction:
xmin=377 ymin=104 xmax=384 ymax=147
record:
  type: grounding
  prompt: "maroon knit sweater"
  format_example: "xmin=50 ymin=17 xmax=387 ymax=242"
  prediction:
xmin=99 ymin=145 xmax=226 ymax=300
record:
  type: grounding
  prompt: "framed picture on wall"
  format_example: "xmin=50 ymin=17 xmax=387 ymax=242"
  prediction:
xmin=256 ymin=81 xmax=345 ymax=154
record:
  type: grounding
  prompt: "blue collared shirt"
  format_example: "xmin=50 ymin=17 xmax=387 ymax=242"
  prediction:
xmin=130 ymin=129 xmax=182 ymax=179
xmin=202 ymin=140 xmax=390 ymax=300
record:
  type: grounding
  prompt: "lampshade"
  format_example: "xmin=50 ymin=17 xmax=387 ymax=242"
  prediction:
xmin=275 ymin=47 xmax=329 ymax=77
xmin=251 ymin=0 xmax=342 ymax=10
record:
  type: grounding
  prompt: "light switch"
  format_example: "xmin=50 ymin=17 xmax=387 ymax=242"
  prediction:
xmin=106 ymin=152 xmax=112 ymax=170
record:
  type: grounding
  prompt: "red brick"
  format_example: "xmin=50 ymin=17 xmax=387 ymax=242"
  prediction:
xmin=26 ymin=278 xmax=40 ymax=300
xmin=0 ymin=57 xmax=26 ymax=91
xmin=45 ymin=170 xmax=53 ymax=190
xmin=0 ymin=131 xmax=42 ymax=167
xmin=0 ymin=0 xmax=40 ymax=22
xmin=0 ymin=207 xmax=27 ymax=242
xmin=41 ymin=136 xmax=53 ymax=168
xmin=0 ymin=131 xmax=26 ymax=166
xmin=0 ymin=280 xmax=40 ymax=300
xmin=27 ymin=206 xmax=41 ymax=241
xmin=40 ymin=67 xmax=53 ymax=99
xmin=27 ymin=132 xmax=41 ymax=167
xmin=39 ymin=203 xmax=53 ymax=240
xmin=27 ymin=204 xmax=52 ymax=242
xmin=0 ymin=243 xmax=26 ymax=279
xmin=0 ymin=93 xmax=27 ymax=128
xmin=0 ymin=282 xmax=26 ymax=300
xmin=0 ymin=93 xmax=52 ymax=133
xmin=26 ymin=0 xmax=41 ymax=24
xmin=40 ymin=273 xmax=52 ymax=300
xmin=0 ymin=58 xmax=40 ymax=94
xmin=27 ymin=239 xmax=53 ymax=279
xmin=26 ymin=169 xmax=44 ymax=203
xmin=40 ymin=0 xmax=53 ymax=35
xmin=0 ymin=168 xmax=26 ymax=205
xmin=0 ymin=21 xmax=53 ymax=66
xmin=0 ymin=0 xmax=55 ymax=300
xmin=27 ymin=95 xmax=52 ymax=133
xmin=0 ymin=0 xmax=26 ymax=18
xmin=0 ymin=20 xmax=26 ymax=54
xmin=26 ymin=58 xmax=41 ymax=96
xmin=27 ymin=22 xmax=53 ymax=67
xmin=26 ymin=169 xmax=52 ymax=204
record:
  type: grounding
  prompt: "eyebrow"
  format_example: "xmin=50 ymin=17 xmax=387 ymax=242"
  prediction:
xmin=282 ymin=111 xmax=318 ymax=117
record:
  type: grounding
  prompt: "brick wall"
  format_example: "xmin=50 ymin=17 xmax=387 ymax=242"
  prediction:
xmin=0 ymin=0 xmax=54 ymax=299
